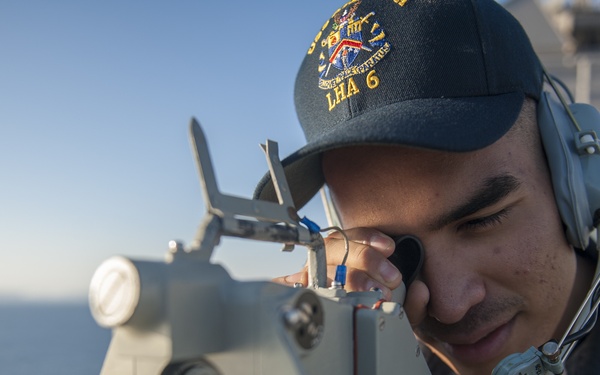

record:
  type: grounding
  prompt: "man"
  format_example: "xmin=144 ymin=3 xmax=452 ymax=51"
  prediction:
xmin=254 ymin=0 xmax=599 ymax=374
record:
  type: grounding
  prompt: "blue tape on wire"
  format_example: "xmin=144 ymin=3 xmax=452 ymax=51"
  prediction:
xmin=300 ymin=216 xmax=321 ymax=234
xmin=335 ymin=265 xmax=347 ymax=286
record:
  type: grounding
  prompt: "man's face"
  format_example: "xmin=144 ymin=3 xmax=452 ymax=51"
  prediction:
xmin=322 ymin=112 xmax=579 ymax=374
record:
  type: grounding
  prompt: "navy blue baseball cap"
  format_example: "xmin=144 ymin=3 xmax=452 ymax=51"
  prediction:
xmin=254 ymin=0 xmax=543 ymax=209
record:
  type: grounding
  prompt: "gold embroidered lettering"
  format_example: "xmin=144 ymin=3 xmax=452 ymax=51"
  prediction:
xmin=326 ymin=92 xmax=336 ymax=111
xmin=334 ymin=83 xmax=347 ymax=104
xmin=308 ymin=19 xmax=330 ymax=55
xmin=347 ymin=77 xmax=359 ymax=97
xmin=326 ymin=79 xmax=362 ymax=111
xmin=366 ymin=70 xmax=380 ymax=89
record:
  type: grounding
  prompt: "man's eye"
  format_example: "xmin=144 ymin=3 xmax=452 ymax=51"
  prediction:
xmin=461 ymin=209 xmax=509 ymax=231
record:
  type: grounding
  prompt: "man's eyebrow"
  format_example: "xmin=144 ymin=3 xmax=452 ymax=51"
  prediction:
xmin=428 ymin=174 xmax=522 ymax=231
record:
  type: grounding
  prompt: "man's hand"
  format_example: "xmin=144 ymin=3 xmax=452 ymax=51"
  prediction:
xmin=272 ymin=227 xmax=431 ymax=327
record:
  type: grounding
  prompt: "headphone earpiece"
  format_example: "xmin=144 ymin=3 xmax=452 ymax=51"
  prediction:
xmin=537 ymin=79 xmax=600 ymax=251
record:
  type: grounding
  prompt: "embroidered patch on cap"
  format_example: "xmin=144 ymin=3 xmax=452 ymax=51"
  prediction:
xmin=310 ymin=0 xmax=392 ymax=111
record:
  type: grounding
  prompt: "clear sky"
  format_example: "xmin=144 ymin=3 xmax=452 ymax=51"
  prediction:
xmin=1 ymin=0 xmax=341 ymax=301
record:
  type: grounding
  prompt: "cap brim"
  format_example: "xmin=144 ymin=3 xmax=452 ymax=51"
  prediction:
xmin=254 ymin=92 xmax=525 ymax=209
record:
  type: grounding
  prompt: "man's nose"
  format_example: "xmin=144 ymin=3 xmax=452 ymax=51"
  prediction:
xmin=420 ymin=247 xmax=486 ymax=325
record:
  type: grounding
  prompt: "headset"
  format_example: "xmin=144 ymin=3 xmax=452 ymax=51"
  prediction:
xmin=538 ymin=70 xmax=600 ymax=253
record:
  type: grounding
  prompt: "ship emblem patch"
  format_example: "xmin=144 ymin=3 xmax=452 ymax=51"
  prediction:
xmin=317 ymin=0 xmax=391 ymax=90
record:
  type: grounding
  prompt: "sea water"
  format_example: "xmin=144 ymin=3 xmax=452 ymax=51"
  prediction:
xmin=0 ymin=302 xmax=111 ymax=375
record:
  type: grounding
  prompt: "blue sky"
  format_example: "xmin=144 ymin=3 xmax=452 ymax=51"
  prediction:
xmin=1 ymin=0 xmax=339 ymax=301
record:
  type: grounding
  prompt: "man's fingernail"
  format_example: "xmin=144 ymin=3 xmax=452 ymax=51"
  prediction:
xmin=379 ymin=260 xmax=401 ymax=283
xmin=366 ymin=280 xmax=391 ymax=299
xmin=369 ymin=233 xmax=394 ymax=251
xmin=365 ymin=279 xmax=379 ymax=292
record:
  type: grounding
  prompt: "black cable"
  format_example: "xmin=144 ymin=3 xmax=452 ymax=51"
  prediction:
xmin=564 ymin=309 xmax=597 ymax=344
